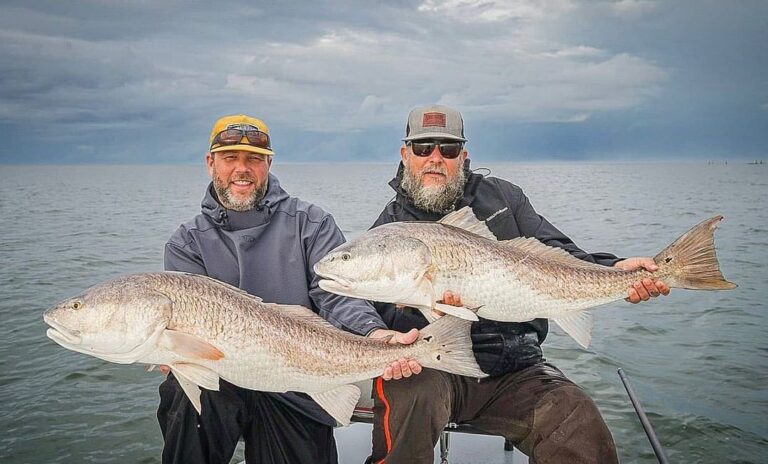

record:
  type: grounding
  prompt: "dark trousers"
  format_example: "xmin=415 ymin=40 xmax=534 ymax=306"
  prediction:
xmin=157 ymin=374 xmax=338 ymax=464
xmin=371 ymin=363 xmax=618 ymax=464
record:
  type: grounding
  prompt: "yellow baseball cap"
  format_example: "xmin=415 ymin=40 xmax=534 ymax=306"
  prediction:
xmin=208 ymin=114 xmax=275 ymax=156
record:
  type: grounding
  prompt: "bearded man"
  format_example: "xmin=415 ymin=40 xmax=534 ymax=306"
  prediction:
xmin=367 ymin=105 xmax=670 ymax=464
xmin=157 ymin=114 xmax=410 ymax=464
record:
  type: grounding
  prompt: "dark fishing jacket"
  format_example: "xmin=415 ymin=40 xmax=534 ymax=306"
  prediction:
xmin=371 ymin=160 xmax=622 ymax=376
xmin=165 ymin=173 xmax=387 ymax=426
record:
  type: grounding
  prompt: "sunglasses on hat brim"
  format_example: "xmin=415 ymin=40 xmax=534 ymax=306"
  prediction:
xmin=211 ymin=128 xmax=271 ymax=151
xmin=407 ymin=140 xmax=464 ymax=159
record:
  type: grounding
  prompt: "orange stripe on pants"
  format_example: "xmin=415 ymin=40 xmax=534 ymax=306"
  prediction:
xmin=375 ymin=377 xmax=392 ymax=464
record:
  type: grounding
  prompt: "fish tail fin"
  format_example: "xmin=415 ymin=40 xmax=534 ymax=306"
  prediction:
xmin=655 ymin=215 xmax=737 ymax=290
xmin=418 ymin=316 xmax=487 ymax=378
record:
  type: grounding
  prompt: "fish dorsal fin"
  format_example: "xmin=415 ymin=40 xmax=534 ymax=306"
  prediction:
xmin=309 ymin=384 xmax=361 ymax=427
xmin=502 ymin=237 xmax=616 ymax=271
xmin=438 ymin=206 xmax=500 ymax=241
xmin=552 ymin=312 xmax=594 ymax=349
xmin=268 ymin=304 xmax=337 ymax=330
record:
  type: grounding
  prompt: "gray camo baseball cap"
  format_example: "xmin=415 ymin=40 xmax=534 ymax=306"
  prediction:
xmin=403 ymin=104 xmax=467 ymax=142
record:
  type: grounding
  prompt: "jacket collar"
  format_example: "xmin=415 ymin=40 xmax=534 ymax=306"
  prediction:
xmin=202 ymin=172 xmax=289 ymax=231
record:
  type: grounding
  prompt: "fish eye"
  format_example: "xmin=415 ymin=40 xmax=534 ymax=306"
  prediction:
xmin=341 ymin=252 xmax=351 ymax=261
xmin=72 ymin=301 xmax=83 ymax=310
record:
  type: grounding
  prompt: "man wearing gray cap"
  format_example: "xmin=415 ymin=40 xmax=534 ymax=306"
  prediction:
xmin=367 ymin=104 xmax=669 ymax=463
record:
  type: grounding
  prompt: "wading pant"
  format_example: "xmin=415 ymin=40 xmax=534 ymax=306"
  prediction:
xmin=157 ymin=374 xmax=338 ymax=464
xmin=370 ymin=363 xmax=618 ymax=464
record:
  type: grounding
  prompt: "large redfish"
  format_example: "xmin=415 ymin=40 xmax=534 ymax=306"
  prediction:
xmin=314 ymin=207 xmax=736 ymax=348
xmin=43 ymin=272 xmax=485 ymax=425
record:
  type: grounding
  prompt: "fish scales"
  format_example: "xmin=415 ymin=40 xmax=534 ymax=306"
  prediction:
xmin=148 ymin=273 xmax=438 ymax=383
xmin=44 ymin=271 xmax=486 ymax=425
xmin=315 ymin=207 xmax=736 ymax=348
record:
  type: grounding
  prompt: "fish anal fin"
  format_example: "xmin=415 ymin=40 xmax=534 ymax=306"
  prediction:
xmin=552 ymin=312 xmax=594 ymax=349
xmin=309 ymin=384 xmax=361 ymax=427
xmin=172 ymin=363 xmax=220 ymax=391
xmin=438 ymin=206 xmax=499 ymax=241
xmin=433 ymin=302 xmax=479 ymax=321
xmin=172 ymin=368 xmax=203 ymax=414
xmin=160 ymin=330 xmax=225 ymax=360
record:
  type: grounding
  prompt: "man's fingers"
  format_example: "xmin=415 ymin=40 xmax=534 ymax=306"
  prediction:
xmin=658 ymin=281 xmax=671 ymax=295
xmin=408 ymin=360 xmax=422 ymax=375
xmin=440 ymin=290 xmax=463 ymax=307
xmin=633 ymin=281 xmax=650 ymax=301
xmin=643 ymin=278 xmax=659 ymax=297
xmin=399 ymin=359 xmax=411 ymax=378
xmin=382 ymin=366 xmax=393 ymax=381
xmin=159 ymin=365 xmax=171 ymax=375
xmin=626 ymin=287 xmax=640 ymax=304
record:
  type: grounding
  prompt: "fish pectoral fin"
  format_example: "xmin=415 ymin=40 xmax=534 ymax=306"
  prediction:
xmin=171 ymin=368 xmax=203 ymax=414
xmin=172 ymin=363 xmax=220 ymax=391
xmin=552 ymin=312 xmax=594 ymax=349
xmin=159 ymin=330 xmax=225 ymax=360
xmin=433 ymin=303 xmax=479 ymax=321
xmin=309 ymin=384 xmax=361 ymax=427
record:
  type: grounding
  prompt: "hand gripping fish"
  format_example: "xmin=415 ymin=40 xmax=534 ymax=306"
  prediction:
xmin=43 ymin=272 xmax=486 ymax=425
xmin=314 ymin=207 xmax=736 ymax=349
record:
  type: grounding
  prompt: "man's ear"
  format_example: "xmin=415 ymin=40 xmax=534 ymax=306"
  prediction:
xmin=205 ymin=152 xmax=214 ymax=176
xmin=400 ymin=145 xmax=408 ymax=162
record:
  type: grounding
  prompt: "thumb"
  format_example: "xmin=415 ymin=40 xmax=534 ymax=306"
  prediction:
xmin=394 ymin=328 xmax=419 ymax=345
xmin=642 ymin=258 xmax=659 ymax=272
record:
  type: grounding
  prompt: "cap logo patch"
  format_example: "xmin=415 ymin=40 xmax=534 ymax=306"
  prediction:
xmin=422 ymin=112 xmax=446 ymax=127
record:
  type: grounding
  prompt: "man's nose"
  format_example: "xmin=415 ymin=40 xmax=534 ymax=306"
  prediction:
xmin=427 ymin=145 xmax=444 ymax=161
xmin=234 ymin=157 xmax=251 ymax=171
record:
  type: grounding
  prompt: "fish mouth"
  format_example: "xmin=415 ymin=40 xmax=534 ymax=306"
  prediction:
xmin=314 ymin=269 xmax=354 ymax=289
xmin=317 ymin=271 xmax=360 ymax=298
xmin=44 ymin=317 xmax=83 ymax=346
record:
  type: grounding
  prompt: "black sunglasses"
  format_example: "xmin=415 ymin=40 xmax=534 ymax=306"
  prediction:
xmin=211 ymin=128 xmax=271 ymax=150
xmin=407 ymin=140 xmax=464 ymax=159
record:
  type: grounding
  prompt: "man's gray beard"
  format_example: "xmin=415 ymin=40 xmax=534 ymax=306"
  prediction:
xmin=212 ymin=167 xmax=268 ymax=212
xmin=401 ymin=163 xmax=466 ymax=214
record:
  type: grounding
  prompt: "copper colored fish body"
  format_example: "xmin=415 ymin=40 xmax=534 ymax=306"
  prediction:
xmin=44 ymin=272 xmax=486 ymax=425
xmin=315 ymin=208 xmax=736 ymax=348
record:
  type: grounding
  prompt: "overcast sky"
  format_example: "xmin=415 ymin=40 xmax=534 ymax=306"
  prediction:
xmin=1 ymin=0 xmax=766 ymax=164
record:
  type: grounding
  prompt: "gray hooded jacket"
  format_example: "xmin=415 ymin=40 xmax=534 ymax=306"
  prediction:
xmin=164 ymin=173 xmax=386 ymax=425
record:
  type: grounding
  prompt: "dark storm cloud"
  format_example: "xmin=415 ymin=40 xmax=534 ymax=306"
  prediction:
xmin=0 ymin=0 xmax=765 ymax=163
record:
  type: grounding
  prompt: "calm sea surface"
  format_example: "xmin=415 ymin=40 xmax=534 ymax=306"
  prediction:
xmin=1 ymin=162 xmax=766 ymax=463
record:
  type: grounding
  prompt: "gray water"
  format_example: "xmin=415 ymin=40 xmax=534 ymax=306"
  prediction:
xmin=1 ymin=162 xmax=766 ymax=464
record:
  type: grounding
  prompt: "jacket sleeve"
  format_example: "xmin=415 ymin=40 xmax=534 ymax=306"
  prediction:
xmin=306 ymin=214 xmax=387 ymax=336
xmin=510 ymin=188 xmax=622 ymax=267
xmin=164 ymin=228 xmax=207 ymax=274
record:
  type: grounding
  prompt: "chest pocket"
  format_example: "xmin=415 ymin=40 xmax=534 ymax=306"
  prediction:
xmin=482 ymin=207 xmax=519 ymax=240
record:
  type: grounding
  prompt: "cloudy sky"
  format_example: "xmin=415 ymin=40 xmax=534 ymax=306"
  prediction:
xmin=1 ymin=0 xmax=766 ymax=163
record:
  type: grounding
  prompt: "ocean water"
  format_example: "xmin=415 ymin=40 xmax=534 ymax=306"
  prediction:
xmin=0 ymin=161 xmax=766 ymax=464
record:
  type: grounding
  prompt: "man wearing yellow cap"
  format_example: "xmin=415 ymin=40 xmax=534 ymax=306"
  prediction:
xmin=157 ymin=114 xmax=396 ymax=463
